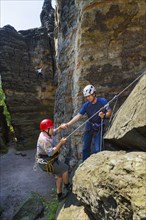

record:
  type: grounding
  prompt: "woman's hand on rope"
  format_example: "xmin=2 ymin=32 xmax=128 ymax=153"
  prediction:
xmin=60 ymin=137 xmax=67 ymax=145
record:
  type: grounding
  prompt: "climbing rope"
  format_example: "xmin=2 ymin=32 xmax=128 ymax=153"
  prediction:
xmin=65 ymin=71 xmax=145 ymax=140
xmin=108 ymin=96 xmax=118 ymax=127
xmin=99 ymin=118 xmax=104 ymax=151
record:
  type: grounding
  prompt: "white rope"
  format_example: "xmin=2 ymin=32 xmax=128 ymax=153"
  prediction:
xmin=116 ymin=71 xmax=146 ymax=97
xmin=65 ymin=71 xmax=145 ymax=139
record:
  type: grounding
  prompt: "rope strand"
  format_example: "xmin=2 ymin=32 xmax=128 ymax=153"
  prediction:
xmin=65 ymin=71 xmax=145 ymax=139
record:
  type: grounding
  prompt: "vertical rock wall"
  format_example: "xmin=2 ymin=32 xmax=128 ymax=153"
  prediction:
xmin=40 ymin=0 xmax=56 ymax=74
xmin=55 ymin=0 xmax=146 ymax=164
xmin=54 ymin=0 xmax=81 ymax=165
xmin=0 ymin=23 xmax=55 ymax=149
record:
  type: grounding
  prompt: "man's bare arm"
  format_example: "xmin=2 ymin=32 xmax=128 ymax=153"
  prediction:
xmin=67 ymin=113 xmax=82 ymax=126
xmin=61 ymin=113 xmax=82 ymax=129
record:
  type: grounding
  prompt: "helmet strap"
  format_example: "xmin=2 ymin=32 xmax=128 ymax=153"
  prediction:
xmin=44 ymin=129 xmax=51 ymax=137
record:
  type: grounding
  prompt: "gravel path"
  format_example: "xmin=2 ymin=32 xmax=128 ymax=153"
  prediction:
xmin=0 ymin=148 xmax=55 ymax=220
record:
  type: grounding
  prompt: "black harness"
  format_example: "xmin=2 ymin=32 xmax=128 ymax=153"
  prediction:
xmin=38 ymin=152 xmax=59 ymax=174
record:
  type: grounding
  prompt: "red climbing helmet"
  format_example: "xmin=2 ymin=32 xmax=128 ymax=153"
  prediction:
xmin=40 ymin=119 xmax=54 ymax=131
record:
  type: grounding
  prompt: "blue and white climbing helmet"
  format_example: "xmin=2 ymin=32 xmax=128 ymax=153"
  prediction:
xmin=83 ymin=85 xmax=96 ymax=97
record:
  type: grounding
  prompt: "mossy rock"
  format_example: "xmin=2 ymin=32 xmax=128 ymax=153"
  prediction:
xmin=12 ymin=192 xmax=48 ymax=220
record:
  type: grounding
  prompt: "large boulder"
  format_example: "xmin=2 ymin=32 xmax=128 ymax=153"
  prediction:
xmin=73 ymin=151 xmax=146 ymax=220
xmin=104 ymin=74 xmax=146 ymax=151
xmin=57 ymin=205 xmax=90 ymax=220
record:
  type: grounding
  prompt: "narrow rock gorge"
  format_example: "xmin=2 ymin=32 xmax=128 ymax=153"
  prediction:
xmin=0 ymin=1 xmax=56 ymax=150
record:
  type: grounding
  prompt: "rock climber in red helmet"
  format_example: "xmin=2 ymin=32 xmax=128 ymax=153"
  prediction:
xmin=35 ymin=119 xmax=71 ymax=202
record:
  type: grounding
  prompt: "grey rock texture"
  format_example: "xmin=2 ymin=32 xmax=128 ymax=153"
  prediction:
xmin=104 ymin=74 xmax=146 ymax=151
xmin=73 ymin=151 xmax=146 ymax=220
xmin=40 ymin=0 xmax=56 ymax=74
xmin=40 ymin=0 xmax=55 ymax=36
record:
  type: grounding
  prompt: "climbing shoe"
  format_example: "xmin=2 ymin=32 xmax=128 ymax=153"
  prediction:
xmin=57 ymin=192 xmax=68 ymax=202
xmin=64 ymin=183 xmax=72 ymax=192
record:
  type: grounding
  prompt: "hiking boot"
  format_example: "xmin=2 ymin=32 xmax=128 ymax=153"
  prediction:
xmin=57 ymin=192 xmax=68 ymax=202
xmin=64 ymin=183 xmax=72 ymax=192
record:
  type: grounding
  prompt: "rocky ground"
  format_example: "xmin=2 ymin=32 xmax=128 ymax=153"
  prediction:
xmin=0 ymin=148 xmax=55 ymax=220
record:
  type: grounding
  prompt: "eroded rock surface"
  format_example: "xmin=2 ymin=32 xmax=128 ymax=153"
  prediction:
xmin=57 ymin=205 xmax=90 ymax=220
xmin=73 ymin=151 xmax=146 ymax=220
xmin=104 ymin=74 xmax=146 ymax=151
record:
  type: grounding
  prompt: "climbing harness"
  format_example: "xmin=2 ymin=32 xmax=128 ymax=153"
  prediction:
xmin=33 ymin=153 xmax=59 ymax=174
xmin=65 ymin=71 xmax=145 ymax=140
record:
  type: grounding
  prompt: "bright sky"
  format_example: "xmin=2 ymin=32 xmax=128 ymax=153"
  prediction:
xmin=0 ymin=0 xmax=56 ymax=31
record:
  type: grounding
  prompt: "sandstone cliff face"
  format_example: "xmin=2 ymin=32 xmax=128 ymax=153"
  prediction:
xmin=40 ymin=0 xmax=56 ymax=74
xmin=54 ymin=0 xmax=146 ymax=163
xmin=54 ymin=0 xmax=81 ymax=164
xmin=40 ymin=0 xmax=55 ymax=37
xmin=0 ymin=23 xmax=55 ymax=149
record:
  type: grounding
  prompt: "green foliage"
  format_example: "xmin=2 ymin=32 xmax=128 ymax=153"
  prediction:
xmin=47 ymin=198 xmax=59 ymax=220
xmin=31 ymin=189 xmax=59 ymax=220
xmin=0 ymin=81 xmax=5 ymax=106
xmin=0 ymin=81 xmax=13 ymax=132
xmin=45 ymin=188 xmax=59 ymax=220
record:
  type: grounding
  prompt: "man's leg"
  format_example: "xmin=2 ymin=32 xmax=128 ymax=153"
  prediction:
xmin=62 ymin=170 xmax=72 ymax=191
xmin=62 ymin=170 xmax=69 ymax=184
xmin=56 ymin=175 xmax=68 ymax=201
xmin=54 ymin=162 xmax=70 ymax=201
xmin=56 ymin=176 xmax=63 ymax=194
xmin=93 ymin=131 xmax=101 ymax=153
xmin=82 ymin=131 xmax=93 ymax=161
